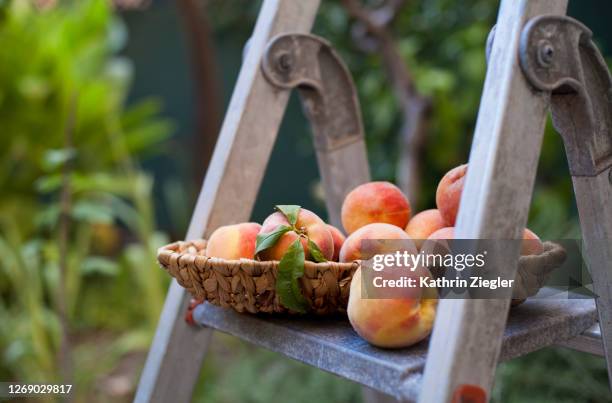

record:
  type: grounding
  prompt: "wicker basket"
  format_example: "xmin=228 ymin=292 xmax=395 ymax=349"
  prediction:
xmin=157 ymin=239 xmax=566 ymax=314
xmin=157 ymin=239 xmax=359 ymax=314
xmin=512 ymin=241 xmax=567 ymax=301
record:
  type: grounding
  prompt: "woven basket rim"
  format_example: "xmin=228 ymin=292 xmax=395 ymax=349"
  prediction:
xmin=157 ymin=239 xmax=565 ymax=268
xmin=157 ymin=238 xmax=358 ymax=314
xmin=157 ymin=239 xmax=358 ymax=270
xmin=156 ymin=239 xmax=566 ymax=314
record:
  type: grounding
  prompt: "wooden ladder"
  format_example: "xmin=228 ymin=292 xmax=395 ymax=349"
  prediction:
xmin=135 ymin=0 xmax=612 ymax=402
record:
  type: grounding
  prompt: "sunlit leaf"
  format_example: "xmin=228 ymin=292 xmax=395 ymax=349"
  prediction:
xmin=308 ymin=239 xmax=328 ymax=263
xmin=276 ymin=239 xmax=308 ymax=313
xmin=255 ymin=225 xmax=291 ymax=256
xmin=41 ymin=148 xmax=76 ymax=172
xmin=275 ymin=205 xmax=300 ymax=226
xmin=72 ymin=200 xmax=114 ymax=224
xmin=82 ymin=256 xmax=119 ymax=276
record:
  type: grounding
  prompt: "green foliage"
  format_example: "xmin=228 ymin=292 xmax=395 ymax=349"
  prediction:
xmin=0 ymin=0 xmax=170 ymax=200
xmin=315 ymin=0 xmax=497 ymax=210
xmin=255 ymin=224 xmax=291 ymax=255
xmin=0 ymin=0 xmax=172 ymax=395
xmin=276 ymin=238 xmax=308 ymax=313
xmin=275 ymin=204 xmax=300 ymax=226
xmin=307 ymin=239 xmax=328 ymax=263
xmin=196 ymin=334 xmax=362 ymax=403
xmin=494 ymin=347 xmax=611 ymax=403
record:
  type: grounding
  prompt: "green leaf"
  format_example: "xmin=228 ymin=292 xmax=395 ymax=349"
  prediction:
xmin=275 ymin=205 xmax=300 ymax=226
xmin=72 ymin=200 xmax=114 ymax=224
xmin=35 ymin=174 xmax=62 ymax=193
xmin=308 ymin=239 xmax=328 ymax=263
xmin=34 ymin=204 xmax=61 ymax=228
xmin=82 ymin=256 xmax=119 ymax=276
xmin=255 ymin=225 xmax=291 ymax=256
xmin=276 ymin=239 xmax=309 ymax=313
xmin=41 ymin=148 xmax=76 ymax=171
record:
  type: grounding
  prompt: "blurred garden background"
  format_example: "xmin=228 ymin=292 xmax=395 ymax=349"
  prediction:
xmin=1 ymin=0 xmax=611 ymax=402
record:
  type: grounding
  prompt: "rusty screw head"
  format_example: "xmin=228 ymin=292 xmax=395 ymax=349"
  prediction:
xmin=277 ymin=53 xmax=293 ymax=72
xmin=537 ymin=41 xmax=555 ymax=67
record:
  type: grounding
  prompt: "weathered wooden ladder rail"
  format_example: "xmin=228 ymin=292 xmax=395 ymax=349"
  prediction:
xmin=135 ymin=0 xmax=612 ymax=402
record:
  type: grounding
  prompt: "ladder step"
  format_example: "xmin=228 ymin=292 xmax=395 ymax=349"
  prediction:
xmin=557 ymin=323 xmax=604 ymax=356
xmin=193 ymin=289 xmax=597 ymax=400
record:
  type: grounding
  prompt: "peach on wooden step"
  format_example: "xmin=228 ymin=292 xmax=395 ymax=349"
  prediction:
xmin=205 ymin=222 xmax=262 ymax=260
xmin=341 ymin=181 xmax=411 ymax=235
xmin=347 ymin=267 xmax=438 ymax=348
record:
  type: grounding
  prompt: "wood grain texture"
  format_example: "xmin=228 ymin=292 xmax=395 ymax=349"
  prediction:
xmin=260 ymin=32 xmax=371 ymax=227
xmin=316 ymin=141 xmax=370 ymax=228
xmin=192 ymin=292 xmax=596 ymax=401
xmin=573 ymin=172 xmax=612 ymax=384
xmin=558 ymin=323 xmax=604 ymax=356
xmin=135 ymin=1 xmax=321 ymax=402
xmin=418 ymin=1 xmax=568 ymax=402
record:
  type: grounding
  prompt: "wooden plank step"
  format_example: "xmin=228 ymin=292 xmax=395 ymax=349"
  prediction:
xmin=558 ymin=323 xmax=604 ymax=356
xmin=193 ymin=289 xmax=597 ymax=401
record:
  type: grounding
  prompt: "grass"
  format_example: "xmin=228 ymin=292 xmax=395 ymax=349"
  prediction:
xmin=195 ymin=333 xmax=362 ymax=403
xmin=187 ymin=334 xmax=612 ymax=403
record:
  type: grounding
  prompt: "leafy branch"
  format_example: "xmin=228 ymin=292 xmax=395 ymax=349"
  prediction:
xmin=340 ymin=0 xmax=431 ymax=205
xmin=57 ymin=92 xmax=78 ymax=392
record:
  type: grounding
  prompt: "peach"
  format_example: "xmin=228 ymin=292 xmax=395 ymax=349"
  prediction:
xmin=258 ymin=208 xmax=334 ymax=261
xmin=341 ymin=181 xmax=411 ymax=235
xmin=339 ymin=223 xmax=417 ymax=263
xmin=426 ymin=226 xmax=455 ymax=241
xmin=205 ymin=222 xmax=262 ymax=260
xmin=405 ymin=209 xmax=446 ymax=250
xmin=347 ymin=267 xmax=438 ymax=348
xmin=420 ymin=226 xmax=543 ymax=307
xmin=522 ymin=228 xmax=544 ymax=256
xmin=436 ymin=164 xmax=467 ymax=226
xmin=326 ymin=224 xmax=346 ymax=262
xmin=422 ymin=227 xmax=543 ymax=256
xmin=517 ymin=228 xmax=544 ymax=306
xmin=420 ymin=227 xmax=455 ymax=256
